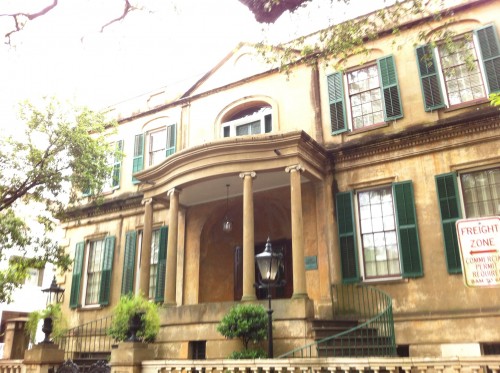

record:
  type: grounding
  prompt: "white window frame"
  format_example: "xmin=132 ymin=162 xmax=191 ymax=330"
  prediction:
xmin=81 ymin=238 xmax=105 ymax=308
xmin=354 ymin=186 xmax=403 ymax=282
xmin=434 ymin=32 xmax=488 ymax=108
xmin=344 ymin=64 xmax=384 ymax=130
xmin=102 ymin=140 xmax=122 ymax=193
xmin=457 ymin=166 xmax=500 ymax=219
xmin=147 ymin=128 xmax=167 ymax=167
xmin=148 ymin=228 xmax=161 ymax=300
xmin=221 ymin=107 xmax=272 ymax=138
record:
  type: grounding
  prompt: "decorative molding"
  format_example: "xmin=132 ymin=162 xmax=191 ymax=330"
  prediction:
xmin=239 ymin=171 xmax=257 ymax=179
xmin=348 ymin=176 xmax=398 ymax=190
xmin=331 ymin=109 xmax=500 ymax=171
xmin=285 ymin=164 xmax=305 ymax=173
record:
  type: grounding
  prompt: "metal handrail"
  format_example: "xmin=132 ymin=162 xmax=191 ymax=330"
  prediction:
xmin=55 ymin=315 xmax=115 ymax=360
xmin=279 ymin=284 xmax=396 ymax=358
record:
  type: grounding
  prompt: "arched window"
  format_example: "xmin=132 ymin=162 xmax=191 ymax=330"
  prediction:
xmin=221 ymin=104 xmax=272 ymax=138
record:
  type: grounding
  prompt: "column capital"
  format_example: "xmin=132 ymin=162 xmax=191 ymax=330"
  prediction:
xmin=167 ymin=188 xmax=181 ymax=197
xmin=141 ymin=197 xmax=153 ymax=205
xmin=285 ymin=164 xmax=305 ymax=173
xmin=239 ymin=171 xmax=257 ymax=179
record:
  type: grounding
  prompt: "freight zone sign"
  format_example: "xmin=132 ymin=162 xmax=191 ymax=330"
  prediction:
xmin=456 ymin=216 xmax=500 ymax=288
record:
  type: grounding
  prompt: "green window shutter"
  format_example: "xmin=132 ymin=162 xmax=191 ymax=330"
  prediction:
xmin=69 ymin=242 xmax=85 ymax=309
xmin=121 ymin=231 xmax=137 ymax=296
xmin=377 ymin=55 xmax=403 ymax=121
xmin=166 ymin=124 xmax=176 ymax=157
xmin=415 ymin=45 xmax=445 ymax=111
xmin=154 ymin=226 xmax=169 ymax=303
xmin=112 ymin=140 xmax=123 ymax=188
xmin=327 ymin=73 xmax=347 ymax=134
xmin=393 ymin=181 xmax=423 ymax=278
xmin=435 ymin=173 xmax=463 ymax=274
xmin=335 ymin=191 xmax=360 ymax=283
xmin=132 ymin=133 xmax=144 ymax=184
xmin=99 ymin=236 xmax=115 ymax=306
xmin=475 ymin=24 xmax=500 ymax=93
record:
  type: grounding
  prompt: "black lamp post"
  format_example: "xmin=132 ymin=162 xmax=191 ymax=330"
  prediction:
xmin=255 ymin=238 xmax=283 ymax=358
xmin=42 ymin=276 xmax=65 ymax=306
xmin=40 ymin=275 xmax=65 ymax=344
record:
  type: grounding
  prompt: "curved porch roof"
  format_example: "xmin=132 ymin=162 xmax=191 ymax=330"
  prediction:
xmin=134 ymin=130 xmax=330 ymax=206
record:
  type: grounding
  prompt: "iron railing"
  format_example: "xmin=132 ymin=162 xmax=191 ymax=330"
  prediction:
xmin=55 ymin=315 xmax=115 ymax=360
xmin=279 ymin=284 xmax=396 ymax=358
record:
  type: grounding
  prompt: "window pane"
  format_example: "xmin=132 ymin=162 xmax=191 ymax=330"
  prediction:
xmin=348 ymin=65 xmax=382 ymax=129
xmin=358 ymin=186 xmax=401 ymax=279
xmin=149 ymin=129 xmax=166 ymax=166
xmin=439 ymin=37 xmax=486 ymax=105
xmin=461 ymin=168 xmax=500 ymax=217
xmin=86 ymin=240 xmax=104 ymax=305
xmin=149 ymin=229 xmax=161 ymax=299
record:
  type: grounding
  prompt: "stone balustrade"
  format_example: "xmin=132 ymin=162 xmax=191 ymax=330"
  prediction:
xmin=142 ymin=357 xmax=500 ymax=373
xmin=0 ymin=360 xmax=23 ymax=373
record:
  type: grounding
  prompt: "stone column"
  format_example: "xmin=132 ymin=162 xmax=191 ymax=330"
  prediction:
xmin=109 ymin=342 xmax=154 ymax=373
xmin=139 ymin=198 xmax=153 ymax=297
xmin=286 ymin=165 xmax=308 ymax=299
xmin=239 ymin=171 xmax=257 ymax=301
xmin=24 ymin=343 xmax=64 ymax=373
xmin=164 ymin=188 xmax=180 ymax=306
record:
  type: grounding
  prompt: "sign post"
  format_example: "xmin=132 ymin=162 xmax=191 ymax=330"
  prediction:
xmin=456 ymin=216 xmax=500 ymax=288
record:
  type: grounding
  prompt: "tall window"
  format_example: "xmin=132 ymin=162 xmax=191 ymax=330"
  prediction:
xmin=460 ymin=168 xmax=500 ymax=218
xmin=147 ymin=226 xmax=167 ymax=302
xmin=416 ymin=24 xmax=500 ymax=111
xmin=69 ymin=237 xmax=115 ymax=308
xmin=436 ymin=167 xmax=500 ymax=274
xmin=149 ymin=129 xmax=166 ymax=167
xmin=358 ymin=187 xmax=401 ymax=278
xmin=347 ymin=65 xmax=384 ymax=129
xmin=222 ymin=106 xmax=272 ymax=138
xmin=327 ymin=55 xmax=403 ymax=135
xmin=438 ymin=38 xmax=486 ymax=106
xmin=86 ymin=239 xmax=104 ymax=305
xmin=335 ymin=181 xmax=422 ymax=283
xmin=149 ymin=229 xmax=161 ymax=299
xmin=133 ymin=123 xmax=176 ymax=183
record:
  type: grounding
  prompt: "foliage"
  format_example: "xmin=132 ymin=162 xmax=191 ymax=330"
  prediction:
xmin=25 ymin=303 xmax=67 ymax=344
xmin=107 ymin=294 xmax=160 ymax=342
xmin=256 ymin=0 xmax=454 ymax=72
xmin=217 ymin=304 xmax=268 ymax=353
xmin=228 ymin=348 xmax=267 ymax=359
xmin=0 ymin=98 xmax=118 ymax=303
xmin=490 ymin=93 xmax=500 ymax=107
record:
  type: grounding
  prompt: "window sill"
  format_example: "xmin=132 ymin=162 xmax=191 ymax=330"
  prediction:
xmin=346 ymin=121 xmax=390 ymax=136
xmin=76 ymin=304 xmax=103 ymax=311
xmin=362 ymin=277 xmax=408 ymax=285
xmin=444 ymin=98 xmax=490 ymax=112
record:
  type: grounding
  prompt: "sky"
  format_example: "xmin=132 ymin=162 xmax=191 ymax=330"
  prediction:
xmin=0 ymin=0 xmax=393 ymax=125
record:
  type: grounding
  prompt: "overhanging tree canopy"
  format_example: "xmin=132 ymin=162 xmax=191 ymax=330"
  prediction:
xmin=0 ymin=98 xmax=117 ymax=303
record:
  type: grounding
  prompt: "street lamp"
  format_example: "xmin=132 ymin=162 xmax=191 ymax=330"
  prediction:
xmin=255 ymin=238 xmax=283 ymax=358
xmin=42 ymin=275 xmax=65 ymax=306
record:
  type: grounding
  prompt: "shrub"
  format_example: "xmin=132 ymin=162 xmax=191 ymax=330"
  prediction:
xmin=228 ymin=348 xmax=267 ymax=359
xmin=107 ymin=294 xmax=160 ymax=342
xmin=25 ymin=303 xmax=67 ymax=344
xmin=217 ymin=303 xmax=267 ymax=355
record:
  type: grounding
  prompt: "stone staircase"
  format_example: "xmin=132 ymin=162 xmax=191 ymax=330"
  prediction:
xmin=310 ymin=319 xmax=395 ymax=357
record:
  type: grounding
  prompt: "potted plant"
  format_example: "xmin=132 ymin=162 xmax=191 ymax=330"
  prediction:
xmin=25 ymin=303 xmax=67 ymax=345
xmin=217 ymin=303 xmax=267 ymax=359
xmin=107 ymin=294 xmax=160 ymax=343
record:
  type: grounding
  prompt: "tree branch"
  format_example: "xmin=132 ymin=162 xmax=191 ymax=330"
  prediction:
xmin=1 ymin=0 xmax=58 ymax=44
xmin=100 ymin=0 xmax=136 ymax=33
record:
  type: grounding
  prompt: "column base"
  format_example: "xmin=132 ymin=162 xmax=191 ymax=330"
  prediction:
xmin=162 ymin=301 xmax=177 ymax=307
xmin=241 ymin=295 xmax=257 ymax=301
xmin=291 ymin=292 xmax=309 ymax=300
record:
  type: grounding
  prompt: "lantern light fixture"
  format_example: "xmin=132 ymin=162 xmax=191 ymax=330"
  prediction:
xmin=222 ymin=184 xmax=233 ymax=233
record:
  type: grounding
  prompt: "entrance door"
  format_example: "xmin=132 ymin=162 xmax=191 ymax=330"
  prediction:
xmin=233 ymin=239 xmax=293 ymax=300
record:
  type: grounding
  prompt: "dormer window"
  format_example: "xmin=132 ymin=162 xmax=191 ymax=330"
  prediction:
xmin=222 ymin=106 xmax=272 ymax=138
